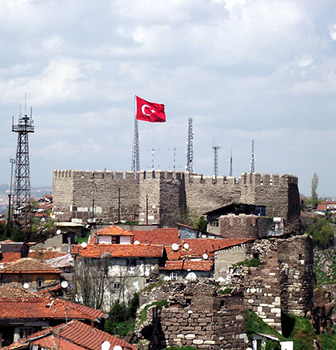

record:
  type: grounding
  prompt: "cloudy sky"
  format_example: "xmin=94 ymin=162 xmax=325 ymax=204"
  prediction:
xmin=1 ymin=0 xmax=336 ymax=197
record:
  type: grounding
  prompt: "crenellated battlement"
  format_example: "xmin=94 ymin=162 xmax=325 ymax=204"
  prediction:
xmin=53 ymin=169 xmax=300 ymax=229
xmin=53 ymin=169 xmax=298 ymax=186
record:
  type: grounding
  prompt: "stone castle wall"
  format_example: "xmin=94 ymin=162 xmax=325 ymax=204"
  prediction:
xmin=53 ymin=170 xmax=300 ymax=230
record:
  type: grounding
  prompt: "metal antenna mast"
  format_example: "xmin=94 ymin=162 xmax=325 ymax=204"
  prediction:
xmin=229 ymin=151 xmax=233 ymax=177
xmin=212 ymin=139 xmax=220 ymax=179
xmin=131 ymin=116 xmax=140 ymax=174
xmin=147 ymin=147 xmax=159 ymax=169
xmin=12 ymin=104 xmax=34 ymax=226
xmin=250 ymin=139 xmax=255 ymax=173
xmin=186 ymin=118 xmax=194 ymax=173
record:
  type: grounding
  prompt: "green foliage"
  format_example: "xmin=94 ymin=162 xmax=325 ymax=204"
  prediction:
xmin=219 ymin=288 xmax=233 ymax=294
xmin=0 ymin=222 xmax=26 ymax=242
xmin=196 ymin=215 xmax=207 ymax=231
xmin=76 ymin=231 xmax=90 ymax=243
xmin=282 ymin=314 xmax=316 ymax=350
xmin=321 ymin=325 xmax=336 ymax=349
xmin=233 ymin=257 xmax=261 ymax=268
xmin=246 ymin=311 xmax=316 ymax=350
xmin=305 ymin=217 xmax=334 ymax=249
xmin=177 ymin=207 xmax=206 ymax=230
xmin=311 ymin=172 xmax=319 ymax=208
xmin=142 ymin=280 xmax=165 ymax=293
xmin=104 ymin=293 xmax=139 ymax=336
xmin=140 ymin=300 xmax=167 ymax=324
xmin=313 ymin=249 xmax=336 ymax=285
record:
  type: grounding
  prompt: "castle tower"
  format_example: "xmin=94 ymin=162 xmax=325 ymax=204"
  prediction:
xmin=12 ymin=108 xmax=34 ymax=225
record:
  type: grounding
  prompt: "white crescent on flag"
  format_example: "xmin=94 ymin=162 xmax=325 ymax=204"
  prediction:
xmin=141 ymin=104 xmax=155 ymax=116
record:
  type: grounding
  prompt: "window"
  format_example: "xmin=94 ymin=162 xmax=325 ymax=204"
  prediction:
xmin=113 ymin=282 xmax=121 ymax=289
xmin=37 ymin=279 xmax=44 ymax=289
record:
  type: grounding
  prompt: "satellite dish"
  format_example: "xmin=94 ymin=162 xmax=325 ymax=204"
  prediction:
xmin=113 ymin=346 xmax=122 ymax=350
xmin=134 ymin=240 xmax=140 ymax=245
xmin=23 ymin=283 xmax=29 ymax=289
xmin=101 ymin=341 xmax=111 ymax=350
xmin=56 ymin=229 xmax=61 ymax=235
xmin=186 ymin=272 xmax=197 ymax=280
xmin=172 ymin=243 xmax=179 ymax=251
xmin=61 ymin=281 xmax=68 ymax=289
xmin=202 ymin=253 xmax=208 ymax=260
xmin=183 ymin=243 xmax=189 ymax=250
xmin=81 ymin=242 xmax=87 ymax=249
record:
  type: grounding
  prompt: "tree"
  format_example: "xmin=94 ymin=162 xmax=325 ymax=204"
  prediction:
xmin=311 ymin=172 xmax=319 ymax=208
xmin=305 ymin=217 xmax=334 ymax=249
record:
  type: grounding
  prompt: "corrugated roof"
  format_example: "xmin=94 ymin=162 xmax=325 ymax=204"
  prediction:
xmin=96 ymin=225 xmax=134 ymax=236
xmin=4 ymin=320 xmax=136 ymax=350
xmin=0 ymin=286 xmax=103 ymax=321
xmin=72 ymin=243 xmax=163 ymax=258
xmin=0 ymin=257 xmax=62 ymax=274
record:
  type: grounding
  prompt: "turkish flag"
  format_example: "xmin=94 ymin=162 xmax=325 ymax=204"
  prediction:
xmin=136 ymin=96 xmax=166 ymax=122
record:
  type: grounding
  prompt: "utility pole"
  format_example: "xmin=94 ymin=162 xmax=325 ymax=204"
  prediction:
xmin=12 ymin=99 xmax=34 ymax=228
xmin=250 ymin=139 xmax=255 ymax=173
xmin=111 ymin=187 xmax=126 ymax=223
xmin=186 ymin=118 xmax=194 ymax=173
xmin=8 ymin=158 xmax=15 ymax=222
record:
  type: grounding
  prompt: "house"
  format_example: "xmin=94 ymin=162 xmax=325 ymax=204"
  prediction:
xmin=3 ymin=319 xmax=137 ymax=350
xmin=0 ymin=241 xmax=29 ymax=263
xmin=0 ymin=286 xmax=104 ymax=347
xmin=72 ymin=243 xmax=165 ymax=312
xmin=161 ymin=238 xmax=253 ymax=280
xmin=90 ymin=225 xmax=134 ymax=244
xmin=0 ymin=257 xmax=62 ymax=292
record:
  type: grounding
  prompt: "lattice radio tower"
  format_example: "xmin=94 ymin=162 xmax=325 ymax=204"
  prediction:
xmin=212 ymin=139 xmax=220 ymax=179
xmin=12 ymin=103 xmax=34 ymax=225
xmin=186 ymin=118 xmax=194 ymax=173
xmin=250 ymin=139 xmax=255 ymax=173
xmin=131 ymin=116 xmax=140 ymax=174
xmin=229 ymin=151 xmax=233 ymax=177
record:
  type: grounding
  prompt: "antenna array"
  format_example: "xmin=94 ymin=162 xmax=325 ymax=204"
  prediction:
xmin=212 ymin=140 xmax=220 ymax=179
xmin=186 ymin=118 xmax=194 ymax=173
xmin=12 ymin=106 xmax=34 ymax=226
xmin=250 ymin=139 xmax=255 ymax=173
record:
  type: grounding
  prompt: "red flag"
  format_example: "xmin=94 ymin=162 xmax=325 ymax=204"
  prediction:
xmin=136 ymin=96 xmax=166 ymax=122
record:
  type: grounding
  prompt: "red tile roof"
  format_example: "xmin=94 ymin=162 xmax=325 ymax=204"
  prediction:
xmin=0 ymin=286 xmax=103 ymax=321
xmin=0 ymin=257 xmax=62 ymax=274
xmin=4 ymin=320 xmax=136 ymax=350
xmin=132 ymin=228 xmax=180 ymax=245
xmin=96 ymin=225 xmax=134 ymax=236
xmin=165 ymin=238 xmax=253 ymax=261
xmin=160 ymin=260 xmax=213 ymax=272
xmin=29 ymin=250 xmax=68 ymax=261
xmin=72 ymin=243 xmax=164 ymax=258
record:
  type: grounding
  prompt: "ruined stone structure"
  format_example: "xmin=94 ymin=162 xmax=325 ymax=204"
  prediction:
xmin=53 ymin=170 xmax=300 ymax=231
xmin=244 ymin=235 xmax=313 ymax=332
xmin=137 ymin=280 xmax=249 ymax=349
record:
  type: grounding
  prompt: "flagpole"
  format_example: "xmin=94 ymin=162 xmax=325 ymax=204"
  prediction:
xmin=132 ymin=96 xmax=140 ymax=174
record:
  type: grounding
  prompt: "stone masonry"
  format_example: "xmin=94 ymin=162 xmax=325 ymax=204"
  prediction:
xmin=53 ymin=170 xmax=300 ymax=230
xmin=244 ymin=235 xmax=313 ymax=332
xmin=137 ymin=280 xmax=249 ymax=350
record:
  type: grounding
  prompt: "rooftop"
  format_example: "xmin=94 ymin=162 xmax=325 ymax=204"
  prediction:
xmin=160 ymin=260 xmax=213 ymax=272
xmin=0 ymin=286 xmax=104 ymax=321
xmin=96 ymin=225 xmax=134 ymax=236
xmin=0 ymin=257 xmax=62 ymax=274
xmin=72 ymin=243 xmax=164 ymax=258
xmin=4 ymin=319 xmax=136 ymax=350
xmin=132 ymin=228 xmax=180 ymax=245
